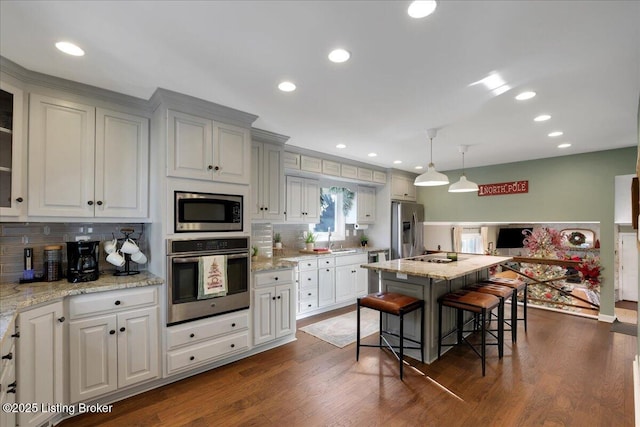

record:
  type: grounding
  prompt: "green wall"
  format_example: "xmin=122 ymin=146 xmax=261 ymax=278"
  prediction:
xmin=417 ymin=147 xmax=638 ymax=318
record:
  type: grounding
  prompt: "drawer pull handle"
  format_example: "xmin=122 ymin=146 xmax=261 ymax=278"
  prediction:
xmin=115 ymin=300 xmax=121 ymax=305
xmin=231 ymin=323 xmax=236 ymax=327
xmin=109 ymin=330 xmax=116 ymax=335
xmin=11 ymin=332 xmax=19 ymax=338
xmin=58 ymin=316 xmax=65 ymax=323
xmin=2 ymin=352 xmax=12 ymax=360
xmin=190 ymin=356 xmax=195 ymax=361
xmin=190 ymin=333 xmax=195 ymax=338
xmin=120 ymin=327 xmax=126 ymax=332
xmin=230 ymin=343 xmax=235 ymax=348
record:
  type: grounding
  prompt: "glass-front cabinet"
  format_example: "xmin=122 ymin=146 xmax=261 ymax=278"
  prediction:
xmin=0 ymin=80 xmax=25 ymax=217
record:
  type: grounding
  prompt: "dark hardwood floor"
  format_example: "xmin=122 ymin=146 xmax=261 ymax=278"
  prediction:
xmin=62 ymin=306 xmax=636 ymax=426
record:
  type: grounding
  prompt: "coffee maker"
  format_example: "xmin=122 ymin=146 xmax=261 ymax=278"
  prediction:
xmin=67 ymin=241 xmax=100 ymax=283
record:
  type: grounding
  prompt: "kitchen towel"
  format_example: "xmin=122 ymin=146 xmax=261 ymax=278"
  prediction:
xmin=198 ymin=255 xmax=228 ymax=299
xmin=377 ymin=252 xmax=386 ymax=262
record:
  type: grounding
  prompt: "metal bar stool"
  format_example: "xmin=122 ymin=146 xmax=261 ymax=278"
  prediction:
xmin=463 ymin=283 xmax=513 ymax=353
xmin=438 ymin=290 xmax=502 ymax=376
xmin=356 ymin=292 xmax=424 ymax=380
xmin=482 ymin=277 xmax=528 ymax=341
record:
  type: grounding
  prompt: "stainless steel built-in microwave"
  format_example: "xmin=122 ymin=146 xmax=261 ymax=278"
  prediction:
xmin=174 ymin=191 xmax=243 ymax=233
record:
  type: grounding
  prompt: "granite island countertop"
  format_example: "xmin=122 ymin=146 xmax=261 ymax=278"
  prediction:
xmin=361 ymin=254 xmax=512 ymax=281
xmin=0 ymin=272 xmax=164 ymax=344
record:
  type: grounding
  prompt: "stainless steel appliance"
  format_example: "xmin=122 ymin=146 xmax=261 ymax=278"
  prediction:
xmin=391 ymin=201 xmax=425 ymax=259
xmin=367 ymin=248 xmax=390 ymax=293
xmin=174 ymin=191 xmax=243 ymax=233
xmin=67 ymin=241 xmax=100 ymax=283
xmin=167 ymin=237 xmax=250 ymax=325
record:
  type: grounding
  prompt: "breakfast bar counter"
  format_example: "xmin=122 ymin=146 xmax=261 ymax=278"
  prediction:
xmin=360 ymin=253 xmax=512 ymax=363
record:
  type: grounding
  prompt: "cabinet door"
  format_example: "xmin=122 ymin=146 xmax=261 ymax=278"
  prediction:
xmin=28 ymin=94 xmax=95 ymax=217
xmin=69 ymin=315 xmax=118 ymax=403
xmin=253 ymin=287 xmax=276 ymax=345
xmin=17 ymin=301 xmax=64 ymax=427
xmin=117 ymin=307 xmax=159 ymax=388
xmin=275 ymin=284 xmax=295 ymax=338
xmin=318 ymin=267 xmax=335 ymax=307
xmin=391 ymin=175 xmax=416 ymax=201
xmin=355 ymin=267 xmax=368 ymax=297
xmin=303 ymin=179 xmax=320 ymax=223
xmin=213 ymin=122 xmax=250 ymax=184
xmin=335 ymin=265 xmax=357 ymax=303
xmin=95 ymin=108 xmax=149 ymax=218
xmin=250 ymin=143 xmax=262 ymax=219
xmin=167 ymin=110 xmax=213 ymax=180
xmin=285 ymin=176 xmax=304 ymax=222
xmin=0 ymin=81 xmax=25 ymax=217
xmin=262 ymin=143 xmax=285 ymax=221
xmin=357 ymin=186 xmax=376 ymax=224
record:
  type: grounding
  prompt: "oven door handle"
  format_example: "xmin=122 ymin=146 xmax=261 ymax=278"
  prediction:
xmin=171 ymin=253 xmax=249 ymax=263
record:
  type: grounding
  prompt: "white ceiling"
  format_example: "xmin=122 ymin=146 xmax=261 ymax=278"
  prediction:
xmin=1 ymin=1 xmax=639 ymax=173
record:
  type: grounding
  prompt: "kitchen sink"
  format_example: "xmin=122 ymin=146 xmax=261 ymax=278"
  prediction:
xmin=331 ymin=248 xmax=358 ymax=254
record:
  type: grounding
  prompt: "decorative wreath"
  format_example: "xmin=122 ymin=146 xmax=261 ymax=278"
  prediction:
xmin=567 ymin=231 xmax=586 ymax=246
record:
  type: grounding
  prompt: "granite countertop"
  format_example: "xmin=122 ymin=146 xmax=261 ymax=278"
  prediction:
xmin=0 ymin=272 xmax=164 ymax=345
xmin=251 ymin=257 xmax=298 ymax=272
xmin=360 ymin=254 xmax=512 ymax=281
xmin=251 ymin=247 xmax=383 ymax=272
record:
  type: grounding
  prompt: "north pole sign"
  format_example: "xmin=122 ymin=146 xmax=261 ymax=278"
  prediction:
xmin=478 ymin=180 xmax=528 ymax=197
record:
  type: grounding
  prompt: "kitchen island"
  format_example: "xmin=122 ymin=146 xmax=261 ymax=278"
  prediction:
xmin=360 ymin=253 xmax=512 ymax=363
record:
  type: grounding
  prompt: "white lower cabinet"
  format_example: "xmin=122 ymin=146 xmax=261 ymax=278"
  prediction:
xmin=253 ymin=269 xmax=296 ymax=346
xmin=1 ymin=316 xmax=17 ymax=427
xmin=166 ymin=311 xmax=249 ymax=375
xmin=17 ymin=301 xmax=64 ymax=427
xmin=318 ymin=257 xmax=336 ymax=307
xmin=335 ymin=254 xmax=369 ymax=303
xmin=68 ymin=287 xmax=159 ymax=403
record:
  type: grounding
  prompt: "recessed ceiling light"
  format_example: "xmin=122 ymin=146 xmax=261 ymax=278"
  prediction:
xmin=557 ymin=143 xmax=572 ymax=148
xmin=336 ymin=144 xmax=346 ymax=149
xmin=393 ymin=160 xmax=402 ymax=164
xmin=548 ymin=131 xmax=563 ymax=137
xmin=328 ymin=48 xmax=350 ymax=63
xmin=55 ymin=41 xmax=85 ymax=56
xmin=368 ymin=153 xmax=377 ymax=157
xmin=534 ymin=114 xmax=551 ymax=122
xmin=515 ymin=91 xmax=536 ymax=101
xmin=415 ymin=166 xmax=423 ymax=170
xmin=278 ymin=81 xmax=296 ymax=92
xmin=408 ymin=1 xmax=437 ymax=18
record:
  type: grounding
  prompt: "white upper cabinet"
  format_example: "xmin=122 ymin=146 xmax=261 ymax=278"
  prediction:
xmin=0 ymin=80 xmax=26 ymax=218
xmin=391 ymin=174 xmax=417 ymax=201
xmin=286 ymin=176 xmax=320 ymax=223
xmin=28 ymin=93 xmax=149 ymax=218
xmin=357 ymin=185 xmax=376 ymax=224
xmin=167 ymin=110 xmax=250 ymax=184
xmin=251 ymin=141 xmax=285 ymax=221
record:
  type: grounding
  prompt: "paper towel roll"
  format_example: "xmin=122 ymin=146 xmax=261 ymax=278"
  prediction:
xmin=353 ymin=223 xmax=369 ymax=230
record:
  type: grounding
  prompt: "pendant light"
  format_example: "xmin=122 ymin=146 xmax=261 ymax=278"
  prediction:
xmin=448 ymin=145 xmax=479 ymax=193
xmin=414 ymin=128 xmax=449 ymax=186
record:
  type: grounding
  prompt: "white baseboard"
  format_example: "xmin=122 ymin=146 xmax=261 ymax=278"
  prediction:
xmin=598 ymin=313 xmax=617 ymax=323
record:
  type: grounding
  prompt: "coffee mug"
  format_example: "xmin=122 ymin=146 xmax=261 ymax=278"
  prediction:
xmin=106 ymin=250 xmax=125 ymax=267
xmin=103 ymin=238 xmax=117 ymax=254
xmin=120 ymin=239 xmax=139 ymax=255
xmin=131 ymin=251 xmax=147 ymax=264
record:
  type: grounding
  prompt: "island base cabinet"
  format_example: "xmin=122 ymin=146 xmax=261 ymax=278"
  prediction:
xmin=69 ymin=307 xmax=159 ymax=403
xmin=17 ymin=301 xmax=64 ymax=427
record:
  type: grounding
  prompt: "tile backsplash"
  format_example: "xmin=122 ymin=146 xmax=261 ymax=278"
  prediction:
xmin=0 ymin=222 xmax=148 ymax=284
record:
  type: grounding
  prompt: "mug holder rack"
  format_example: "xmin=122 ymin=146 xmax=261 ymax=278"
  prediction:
xmin=114 ymin=229 xmax=141 ymax=277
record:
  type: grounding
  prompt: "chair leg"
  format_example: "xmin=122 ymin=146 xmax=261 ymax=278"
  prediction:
xmin=498 ymin=302 xmax=504 ymax=359
xmin=523 ymin=284 xmax=528 ymax=332
xmin=511 ymin=289 xmax=518 ymax=343
xmin=481 ymin=308 xmax=486 ymax=376
xmin=420 ymin=301 xmax=425 ymax=364
xmin=456 ymin=308 xmax=463 ymax=344
xmin=438 ymin=302 xmax=443 ymax=359
xmin=356 ymin=299 xmax=361 ymax=361
xmin=399 ymin=313 xmax=404 ymax=380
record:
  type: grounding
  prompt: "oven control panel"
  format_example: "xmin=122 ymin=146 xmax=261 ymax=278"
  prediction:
xmin=168 ymin=237 xmax=249 ymax=254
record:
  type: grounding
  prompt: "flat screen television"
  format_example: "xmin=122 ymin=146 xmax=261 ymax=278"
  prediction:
xmin=496 ymin=227 xmax=533 ymax=248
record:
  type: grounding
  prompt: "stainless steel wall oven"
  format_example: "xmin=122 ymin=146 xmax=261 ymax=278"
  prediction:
xmin=167 ymin=237 xmax=250 ymax=325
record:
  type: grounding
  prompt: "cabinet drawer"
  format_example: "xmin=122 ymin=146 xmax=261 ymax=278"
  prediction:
xmin=317 ymin=256 xmax=335 ymax=268
xmin=299 ymin=270 xmax=318 ymax=289
xmin=299 ymin=287 xmax=318 ymax=301
xmin=254 ymin=269 xmax=293 ymax=287
xmin=298 ymin=259 xmax=318 ymax=270
xmin=166 ymin=311 xmax=249 ymax=350
xmin=167 ymin=331 xmax=249 ymax=375
xmin=69 ymin=287 xmax=158 ymax=319
xmin=298 ymin=300 xmax=318 ymax=313
xmin=335 ymin=253 xmax=368 ymax=266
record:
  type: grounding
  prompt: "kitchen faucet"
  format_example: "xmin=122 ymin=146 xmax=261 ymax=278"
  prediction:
xmin=327 ymin=227 xmax=333 ymax=249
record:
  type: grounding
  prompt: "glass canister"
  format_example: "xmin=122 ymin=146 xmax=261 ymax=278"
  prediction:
xmin=44 ymin=245 xmax=63 ymax=281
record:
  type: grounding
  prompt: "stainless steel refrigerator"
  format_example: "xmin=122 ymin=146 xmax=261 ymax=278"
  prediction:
xmin=391 ymin=201 xmax=425 ymax=259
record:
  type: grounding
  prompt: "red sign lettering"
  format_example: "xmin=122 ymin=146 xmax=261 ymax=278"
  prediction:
xmin=478 ymin=180 xmax=529 ymax=197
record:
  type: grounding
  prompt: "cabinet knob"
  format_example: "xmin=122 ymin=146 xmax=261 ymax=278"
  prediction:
xmin=264 ymin=206 xmax=268 ymax=210
xmin=58 ymin=316 xmax=65 ymax=323
xmin=97 ymin=200 xmax=103 ymax=206
xmin=274 ymin=276 xmax=278 ymax=281
xmin=190 ymin=356 xmax=195 ymax=361
xmin=119 ymin=327 xmax=126 ymax=332
xmin=307 ymin=292 xmax=312 ymax=296
xmin=1 ymin=352 xmax=12 ymax=360
xmin=277 ymin=295 xmax=281 ymax=299
xmin=109 ymin=330 xmax=116 ymax=335
xmin=190 ymin=333 xmax=195 ymax=338
xmin=114 ymin=300 xmax=121 ymax=305
xmin=272 ymin=296 xmax=276 ymax=300
xmin=15 ymin=197 xmax=23 ymax=203
xmin=208 ymin=165 xmax=214 ymax=170
xmin=87 ymin=200 xmax=94 ymax=206
xmin=214 ymin=166 xmax=220 ymax=171
xmin=231 ymin=323 xmax=236 ymax=327
xmin=308 ymin=304 xmax=312 ymax=308
xmin=11 ymin=332 xmax=19 ymax=338
xmin=307 ymin=277 xmax=311 ymax=281
xmin=230 ymin=343 xmax=235 ymax=348
xmin=326 ymin=269 xmax=330 ymax=272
